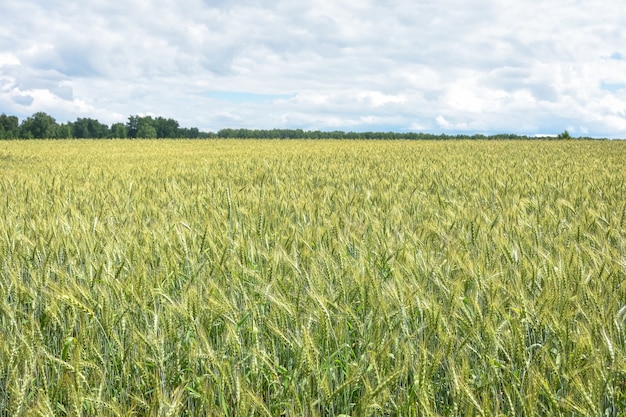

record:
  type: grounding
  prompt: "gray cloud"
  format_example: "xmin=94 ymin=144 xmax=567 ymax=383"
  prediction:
xmin=0 ymin=0 xmax=625 ymax=136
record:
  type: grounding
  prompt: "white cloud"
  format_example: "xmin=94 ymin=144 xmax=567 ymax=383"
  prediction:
xmin=0 ymin=0 xmax=625 ymax=137
xmin=0 ymin=53 xmax=20 ymax=67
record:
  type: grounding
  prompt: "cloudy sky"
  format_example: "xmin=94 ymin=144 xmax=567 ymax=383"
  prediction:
xmin=1 ymin=0 xmax=625 ymax=137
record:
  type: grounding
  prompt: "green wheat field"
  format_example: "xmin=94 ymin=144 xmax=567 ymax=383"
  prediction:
xmin=1 ymin=139 xmax=625 ymax=416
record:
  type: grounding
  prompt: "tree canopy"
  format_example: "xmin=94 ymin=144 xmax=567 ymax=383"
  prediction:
xmin=0 ymin=111 xmax=592 ymax=140
xmin=0 ymin=112 xmax=213 ymax=139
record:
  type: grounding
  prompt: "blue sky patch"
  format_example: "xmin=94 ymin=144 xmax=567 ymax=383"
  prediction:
xmin=600 ymin=81 xmax=625 ymax=93
xmin=13 ymin=95 xmax=34 ymax=106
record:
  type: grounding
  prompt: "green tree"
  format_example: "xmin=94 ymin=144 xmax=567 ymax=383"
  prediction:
xmin=126 ymin=115 xmax=140 ymax=138
xmin=0 ymin=113 xmax=19 ymax=139
xmin=136 ymin=118 xmax=157 ymax=138
xmin=20 ymin=112 xmax=58 ymax=139
xmin=127 ymin=115 xmax=158 ymax=138
xmin=72 ymin=118 xmax=109 ymax=138
xmin=55 ymin=123 xmax=72 ymax=139
xmin=110 ymin=123 xmax=127 ymax=138
xmin=153 ymin=117 xmax=180 ymax=138
xmin=558 ymin=130 xmax=572 ymax=140
xmin=72 ymin=118 xmax=89 ymax=138
xmin=188 ymin=127 xmax=200 ymax=138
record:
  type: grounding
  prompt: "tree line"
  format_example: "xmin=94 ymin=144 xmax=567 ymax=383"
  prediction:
xmin=1 ymin=112 xmax=586 ymax=140
xmin=0 ymin=112 xmax=212 ymax=139
xmin=214 ymin=128 xmax=541 ymax=140
xmin=214 ymin=128 xmax=586 ymax=140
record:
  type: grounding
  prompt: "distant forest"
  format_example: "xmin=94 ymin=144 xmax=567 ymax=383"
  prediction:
xmin=1 ymin=111 xmax=585 ymax=140
xmin=0 ymin=112 xmax=211 ymax=139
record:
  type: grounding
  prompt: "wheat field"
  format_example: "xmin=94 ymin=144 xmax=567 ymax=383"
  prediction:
xmin=0 ymin=139 xmax=625 ymax=416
